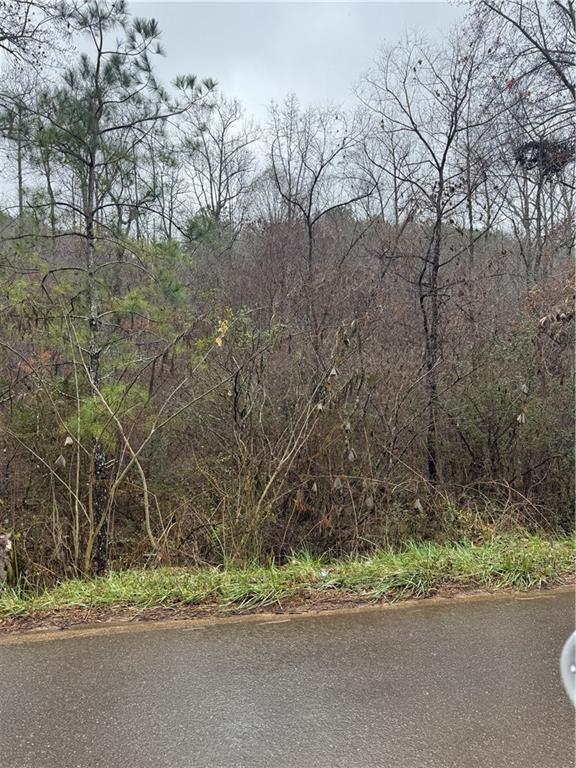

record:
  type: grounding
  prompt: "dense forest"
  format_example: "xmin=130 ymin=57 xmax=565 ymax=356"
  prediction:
xmin=0 ymin=0 xmax=573 ymax=584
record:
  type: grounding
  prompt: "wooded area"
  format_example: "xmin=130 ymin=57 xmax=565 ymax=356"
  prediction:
xmin=0 ymin=0 xmax=573 ymax=584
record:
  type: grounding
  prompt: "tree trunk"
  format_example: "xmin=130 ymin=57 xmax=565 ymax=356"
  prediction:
xmin=85 ymin=165 xmax=110 ymax=575
xmin=419 ymin=215 xmax=442 ymax=485
xmin=16 ymin=103 xmax=24 ymax=232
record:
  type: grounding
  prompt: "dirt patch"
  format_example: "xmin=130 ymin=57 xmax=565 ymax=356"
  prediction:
xmin=3 ymin=580 xmax=570 ymax=636
xmin=0 ymin=592 xmax=360 ymax=634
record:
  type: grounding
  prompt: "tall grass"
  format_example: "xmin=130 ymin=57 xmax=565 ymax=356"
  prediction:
xmin=0 ymin=535 xmax=573 ymax=619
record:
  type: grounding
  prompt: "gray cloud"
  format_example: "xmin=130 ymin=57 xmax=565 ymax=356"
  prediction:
xmin=130 ymin=2 xmax=465 ymax=121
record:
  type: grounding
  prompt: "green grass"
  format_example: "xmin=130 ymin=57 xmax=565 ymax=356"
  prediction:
xmin=0 ymin=535 xmax=574 ymax=620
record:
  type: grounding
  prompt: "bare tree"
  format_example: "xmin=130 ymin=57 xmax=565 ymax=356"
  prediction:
xmin=268 ymin=96 xmax=372 ymax=313
xmin=475 ymin=0 xmax=575 ymax=100
xmin=473 ymin=0 xmax=574 ymax=173
xmin=360 ymin=36 xmax=491 ymax=483
xmin=470 ymin=0 xmax=575 ymax=280
xmin=181 ymin=94 xmax=258 ymax=235
xmin=265 ymin=96 xmax=374 ymax=356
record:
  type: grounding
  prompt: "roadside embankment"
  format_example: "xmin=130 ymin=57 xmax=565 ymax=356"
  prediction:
xmin=1 ymin=535 xmax=573 ymax=634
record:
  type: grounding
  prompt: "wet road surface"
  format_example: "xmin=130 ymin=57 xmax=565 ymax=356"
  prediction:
xmin=0 ymin=590 xmax=574 ymax=767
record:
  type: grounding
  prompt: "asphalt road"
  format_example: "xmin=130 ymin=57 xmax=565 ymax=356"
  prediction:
xmin=1 ymin=590 xmax=574 ymax=768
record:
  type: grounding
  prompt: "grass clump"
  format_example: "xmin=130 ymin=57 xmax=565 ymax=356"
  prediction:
xmin=0 ymin=534 xmax=573 ymax=620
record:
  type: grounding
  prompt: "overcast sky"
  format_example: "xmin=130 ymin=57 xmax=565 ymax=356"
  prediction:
xmin=130 ymin=2 xmax=465 ymax=122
